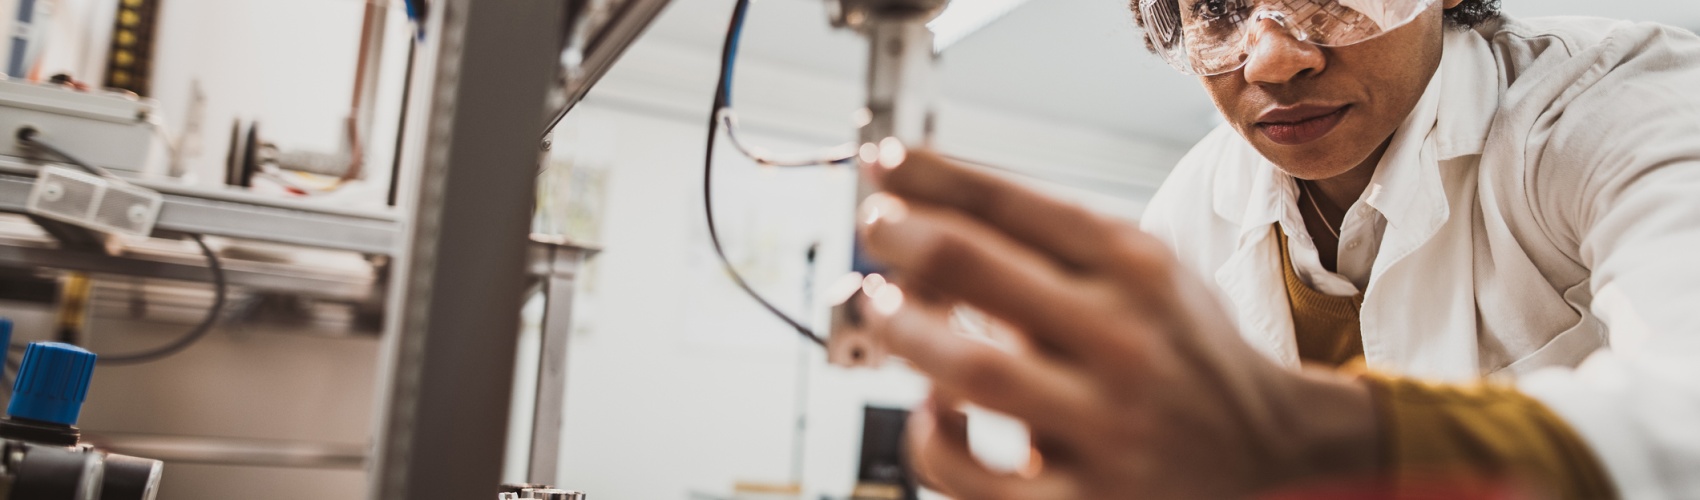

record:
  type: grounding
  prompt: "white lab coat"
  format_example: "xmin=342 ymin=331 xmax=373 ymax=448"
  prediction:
xmin=1141 ymin=16 xmax=1700 ymax=498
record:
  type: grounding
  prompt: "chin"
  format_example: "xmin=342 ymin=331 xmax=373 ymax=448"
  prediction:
xmin=1245 ymin=128 xmax=1381 ymax=181
xmin=1253 ymin=144 xmax=1360 ymax=181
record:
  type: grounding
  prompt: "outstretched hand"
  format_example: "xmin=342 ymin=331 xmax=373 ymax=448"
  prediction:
xmin=855 ymin=149 xmax=1380 ymax=499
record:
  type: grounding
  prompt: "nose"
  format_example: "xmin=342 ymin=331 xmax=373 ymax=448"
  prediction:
xmin=1241 ymin=17 xmax=1326 ymax=84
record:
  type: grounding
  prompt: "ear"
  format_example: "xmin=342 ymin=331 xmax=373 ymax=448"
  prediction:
xmin=1443 ymin=0 xmax=1465 ymax=8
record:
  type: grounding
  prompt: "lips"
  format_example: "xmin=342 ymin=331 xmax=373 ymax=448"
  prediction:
xmin=1256 ymin=105 xmax=1350 ymax=146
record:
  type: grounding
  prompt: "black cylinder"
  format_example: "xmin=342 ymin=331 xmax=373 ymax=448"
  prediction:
xmin=11 ymin=443 xmax=103 ymax=500
xmin=99 ymin=453 xmax=163 ymax=500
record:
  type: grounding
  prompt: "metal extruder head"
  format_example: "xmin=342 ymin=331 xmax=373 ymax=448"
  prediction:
xmin=823 ymin=0 xmax=949 ymax=368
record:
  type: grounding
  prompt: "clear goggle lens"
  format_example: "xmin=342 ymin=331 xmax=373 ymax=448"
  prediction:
xmin=1139 ymin=0 xmax=1438 ymax=76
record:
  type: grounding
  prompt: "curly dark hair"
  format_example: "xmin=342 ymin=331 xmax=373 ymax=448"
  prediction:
xmin=1131 ymin=0 xmax=1503 ymax=52
xmin=1444 ymin=0 xmax=1503 ymax=28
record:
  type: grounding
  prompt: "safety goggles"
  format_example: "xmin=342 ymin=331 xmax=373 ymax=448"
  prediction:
xmin=1139 ymin=0 xmax=1438 ymax=76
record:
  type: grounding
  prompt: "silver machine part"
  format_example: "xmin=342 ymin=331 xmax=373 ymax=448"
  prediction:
xmin=526 ymin=243 xmax=593 ymax=485
xmin=0 ymin=79 xmax=156 ymax=175
xmin=524 ymin=488 xmax=586 ymax=500
xmin=0 ymin=441 xmax=163 ymax=500
xmin=256 ymin=0 xmax=389 ymax=180
xmin=25 ymin=166 xmax=164 ymax=238
xmin=95 ymin=453 xmax=164 ymax=500
xmin=497 ymin=486 xmax=586 ymax=500
xmin=825 ymin=0 xmax=946 ymax=367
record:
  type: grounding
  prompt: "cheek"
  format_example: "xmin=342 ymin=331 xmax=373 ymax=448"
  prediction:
xmin=1201 ymin=76 xmax=1248 ymax=124
xmin=1329 ymin=20 xmax=1443 ymax=107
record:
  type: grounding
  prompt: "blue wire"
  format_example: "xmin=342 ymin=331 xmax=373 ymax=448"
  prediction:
xmin=722 ymin=0 xmax=750 ymax=105
xmin=704 ymin=0 xmax=828 ymax=347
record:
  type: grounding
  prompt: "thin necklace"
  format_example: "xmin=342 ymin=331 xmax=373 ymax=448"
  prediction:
xmin=1299 ymin=180 xmax=1340 ymax=239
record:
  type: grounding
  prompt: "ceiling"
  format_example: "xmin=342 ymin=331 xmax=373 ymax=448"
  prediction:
xmin=645 ymin=0 xmax=1700 ymax=148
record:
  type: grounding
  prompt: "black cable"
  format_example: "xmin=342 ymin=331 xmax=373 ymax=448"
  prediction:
xmin=15 ymin=127 xmax=118 ymax=178
xmin=11 ymin=129 xmax=229 ymax=365
xmin=706 ymin=0 xmax=826 ymax=347
xmin=388 ymin=38 xmax=418 ymax=207
xmin=98 ymin=234 xmax=225 ymax=365
xmin=719 ymin=111 xmax=857 ymax=168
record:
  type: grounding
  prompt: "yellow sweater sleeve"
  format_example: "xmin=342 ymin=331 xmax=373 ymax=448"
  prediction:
xmin=1363 ymin=374 xmax=1617 ymax=500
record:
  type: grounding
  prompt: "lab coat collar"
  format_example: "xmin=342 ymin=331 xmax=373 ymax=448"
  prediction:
xmin=1434 ymin=28 xmax=1499 ymax=161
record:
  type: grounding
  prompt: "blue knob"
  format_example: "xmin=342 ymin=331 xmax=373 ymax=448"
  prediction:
xmin=8 ymin=342 xmax=96 ymax=426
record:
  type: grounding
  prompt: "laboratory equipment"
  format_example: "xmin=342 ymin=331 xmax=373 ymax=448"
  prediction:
xmin=370 ymin=0 xmax=659 ymax=497
xmin=0 ymin=0 xmax=664 ymax=495
xmin=0 ymin=342 xmax=165 ymax=500
xmin=699 ymin=0 xmax=949 ymax=364
xmin=224 ymin=0 xmax=389 ymax=191
xmin=101 ymin=0 xmax=163 ymax=96
xmin=0 ymin=79 xmax=157 ymax=175
xmin=824 ymin=0 xmax=945 ymax=368
xmin=498 ymin=484 xmax=588 ymax=500
xmin=852 ymin=406 xmax=918 ymax=500
xmin=25 ymin=164 xmax=163 ymax=239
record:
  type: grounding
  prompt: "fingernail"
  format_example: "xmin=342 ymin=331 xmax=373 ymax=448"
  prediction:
xmin=859 ymin=192 xmax=909 ymax=227
xmin=871 ymin=284 xmax=905 ymax=316
xmin=852 ymin=108 xmax=874 ymax=128
xmin=858 ymin=142 xmax=881 ymax=167
xmin=878 ymin=137 xmax=907 ymax=170
xmin=861 ymin=272 xmax=889 ymax=298
xmin=827 ymin=271 xmax=866 ymax=306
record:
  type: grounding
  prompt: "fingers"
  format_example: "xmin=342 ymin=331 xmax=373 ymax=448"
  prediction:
xmin=865 ymin=150 xmax=1188 ymax=327
xmin=869 ymin=294 xmax=1096 ymax=436
xmin=860 ymin=194 xmax=1149 ymax=360
xmin=869 ymin=150 xmax=1163 ymax=274
xmin=908 ymin=397 xmax=1078 ymax=500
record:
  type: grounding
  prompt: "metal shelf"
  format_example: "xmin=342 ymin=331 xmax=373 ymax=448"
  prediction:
xmin=0 ymin=161 xmax=401 ymax=255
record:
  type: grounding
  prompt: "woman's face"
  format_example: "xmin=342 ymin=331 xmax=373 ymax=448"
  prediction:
xmin=1193 ymin=0 xmax=1454 ymax=180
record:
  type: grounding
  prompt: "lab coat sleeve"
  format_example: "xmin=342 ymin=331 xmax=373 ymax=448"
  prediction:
xmin=1512 ymin=23 xmax=1700 ymax=499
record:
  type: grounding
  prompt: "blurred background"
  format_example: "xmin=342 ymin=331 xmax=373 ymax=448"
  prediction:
xmin=0 ymin=0 xmax=1694 ymax=498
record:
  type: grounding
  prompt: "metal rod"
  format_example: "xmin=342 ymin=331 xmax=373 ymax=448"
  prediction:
xmin=527 ymin=245 xmax=585 ymax=485
xmin=84 ymin=432 xmax=367 ymax=470
xmin=539 ymin=0 xmax=672 ymax=143
xmin=344 ymin=0 xmax=391 ymax=182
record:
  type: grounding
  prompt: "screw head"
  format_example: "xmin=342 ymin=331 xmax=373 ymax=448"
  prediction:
xmin=41 ymin=182 xmax=65 ymax=202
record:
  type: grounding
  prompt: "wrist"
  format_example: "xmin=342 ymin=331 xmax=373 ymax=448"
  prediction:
xmin=1281 ymin=369 xmax=1382 ymax=483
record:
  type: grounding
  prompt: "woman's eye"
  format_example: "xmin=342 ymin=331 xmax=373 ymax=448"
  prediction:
xmin=1191 ymin=0 xmax=1227 ymax=21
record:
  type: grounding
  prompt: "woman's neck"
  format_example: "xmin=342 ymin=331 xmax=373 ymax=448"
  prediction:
xmin=1310 ymin=139 xmax=1390 ymax=211
xmin=1297 ymin=138 xmax=1391 ymax=273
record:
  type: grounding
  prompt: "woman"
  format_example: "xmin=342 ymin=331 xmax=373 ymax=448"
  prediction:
xmin=855 ymin=0 xmax=1700 ymax=497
